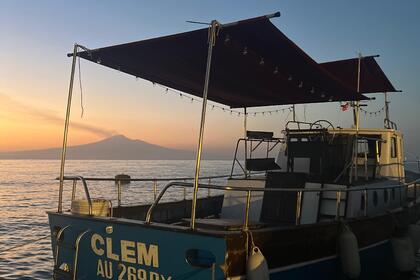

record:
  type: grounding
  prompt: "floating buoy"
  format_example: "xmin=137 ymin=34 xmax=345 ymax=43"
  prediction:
xmin=115 ymin=174 xmax=131 ymax=184
xmin=391 ymin=235 xmax=416 ymax=272
xmin=246 ymin=246 xmax=269 ymax=280
xmin=338 ymin=225 xmax=361 ymax=279
xmin=407 ymin=224 xmax=420 ymax=253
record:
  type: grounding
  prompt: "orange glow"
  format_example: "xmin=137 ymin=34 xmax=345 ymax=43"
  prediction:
xmin=0 ymin=91 xmax=245 ymax=152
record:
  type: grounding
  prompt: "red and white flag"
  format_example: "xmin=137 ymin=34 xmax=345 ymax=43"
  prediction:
xmin=340 ymin=102 xmax=349 ymax=111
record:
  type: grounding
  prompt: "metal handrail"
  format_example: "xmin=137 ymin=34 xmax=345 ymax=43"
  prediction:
xmin=230 ymin=137 xmax=285 ymax=177
xmin=67 ymin=176 xmax=92 ymax=215
xmin=60 ymin=173 xmax=242 ymax=209
xmin=285 ymin=120 xmax=333 ymax=131
xmin=384 ymin=118 xmax=398 ymax=130
xmin=145 ymin=178 xmax=420 ymax=227
xmin=60 ymin=173 xmax=243 ymax=182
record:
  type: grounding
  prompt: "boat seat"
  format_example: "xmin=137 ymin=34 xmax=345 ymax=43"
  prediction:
xmin=245 ymin=158 xmax=281 ymax=171
xmin=260 ymin=171 xmax=307 ymax=224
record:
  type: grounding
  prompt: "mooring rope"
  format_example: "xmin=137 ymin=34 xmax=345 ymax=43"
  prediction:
xmin=0 ymin=234 xmax=50 ymax=254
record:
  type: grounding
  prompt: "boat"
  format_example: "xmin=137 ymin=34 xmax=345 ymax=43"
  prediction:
xmin=48 ymin=12 xmax=420 ymax=279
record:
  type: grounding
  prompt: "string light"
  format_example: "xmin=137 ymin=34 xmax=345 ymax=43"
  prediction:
xmin=360 ymin=105 xmax=385 ymax=116
xmin=242 ymin=47 xmax=248 ymax=55
xmin=95 ymin=32 xmax=337 ymax=110
xmin=124 ymin=31 xmax=348 ymax=118
xmin=144 ymin=84 xmax=295 ymax=117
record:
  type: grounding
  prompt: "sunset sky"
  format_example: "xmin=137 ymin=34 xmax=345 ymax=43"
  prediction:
xmin=1 ymin=1 xmax=419 ymax=157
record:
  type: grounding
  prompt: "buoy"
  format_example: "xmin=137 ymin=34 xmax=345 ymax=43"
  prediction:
xmin=407 ymin=224 xmax=420 ymax=253
xmin=115 ymin=174 xmax=131 ymax=184
xmin=391 ymin=235 xmax=416 ymax=272
xmin=246 ymin=246 xmax=269 ymax=280
xmin=338 ymin=225 xmax=361 ymax=279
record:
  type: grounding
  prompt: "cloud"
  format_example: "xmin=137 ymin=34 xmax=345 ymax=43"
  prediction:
xmin=0 ymin=92 xmax=116 ymax=137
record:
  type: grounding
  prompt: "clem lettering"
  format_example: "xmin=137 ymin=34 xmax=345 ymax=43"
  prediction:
xmin=91 ymin=234 xmax=159 ymax=268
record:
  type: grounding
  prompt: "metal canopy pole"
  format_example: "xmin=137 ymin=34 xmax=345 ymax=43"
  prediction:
xmin=58 ymin=44 xmax=78 ymax=213
xmin=244 ymin=107 xmax=248 ymax=177
xmin=384 ymin=92 xmax=390 ymax=127
xmin=354 ymin=53 xmax=362 ymax=181
xmin=190 ymin=20 xmax=219 ymax=229
xmin=292 ymin=104 xmax=296 ymax=121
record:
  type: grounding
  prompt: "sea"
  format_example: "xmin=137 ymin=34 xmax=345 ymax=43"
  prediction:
xmin=0 ymin=160 xmax=233 ymax=279
xmin=1 ymin=160 xmax=420 ymax=280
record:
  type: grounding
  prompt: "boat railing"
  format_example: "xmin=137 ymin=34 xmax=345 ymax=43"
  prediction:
xmin=230 ymin=137 xmax=285 ymax=177
xmin=384 ymin=118 xmax=398 ymax=130
xmin=285 ymin=119 xmax=334 ymax=131
xmin=145 ymin=177 xmax=420 ymax=229
xmin=59 ymin=173 xmax=244 ymax=210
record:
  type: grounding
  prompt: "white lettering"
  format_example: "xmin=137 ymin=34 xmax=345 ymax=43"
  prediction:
xmin=137 ymin=268 xmax=147 ymax=280
xmin=97 ymin=259 xmax=104 ymax=277
xmin=106 ymin=237 xmax=119 ymax=261
xmin=137 ymin=243 xmax=159 ymax=268
xmin=121 ymin=240 xmax=136 ymax=264
xmin=104 ymin=260 xmax=113 ymax=279
xmin=118 ymin=263 xmax=126 ymax=280
xmin=127 ymin=266 xmax=136 ymax=280
xmin=91 ymin=234 xmax=105 ymax=256
xmin=150 ymin=271 xmax=160 ymax=280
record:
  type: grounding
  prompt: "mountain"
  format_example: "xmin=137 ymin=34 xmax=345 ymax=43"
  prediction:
xmin=0 ymin=135 xmax=197 ymax=160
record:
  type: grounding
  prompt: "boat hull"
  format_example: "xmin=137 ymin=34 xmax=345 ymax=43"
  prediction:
xmin=265 ymin=240 xmax=395 ymax=280
xmin=48 ymin=213 xmax=227 ymax=280
xmin=48 ymin=200 xmax=420 ymax=279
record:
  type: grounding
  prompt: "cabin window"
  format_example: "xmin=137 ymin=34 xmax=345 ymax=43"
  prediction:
xmin=357 ymin=139 xmax=369 ymax=156
xmin=384 ymin=189 xmax=389 ymax=204
xmin=358 ymin=136 xmax=381 ymax=158
xmin=373 ymin=191 xmax=378 ymax=207
xmin=391 ymin=137 xmax=397 ymax=158
xmin=360 ymin=192 xmax=365 ymax=211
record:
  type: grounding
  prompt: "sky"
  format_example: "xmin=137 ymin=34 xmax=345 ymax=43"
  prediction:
xmin=0 ymin=0 xmax=419 ymax=158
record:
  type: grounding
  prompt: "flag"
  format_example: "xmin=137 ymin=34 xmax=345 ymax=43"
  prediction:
xmin=340 ymin=102 xmax=349 ymax=111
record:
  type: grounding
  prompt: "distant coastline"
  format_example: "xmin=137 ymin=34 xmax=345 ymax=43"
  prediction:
xmin=0 ymin=135 xmax=231 ymax=160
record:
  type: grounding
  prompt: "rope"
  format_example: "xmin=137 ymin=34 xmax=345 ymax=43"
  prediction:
xmin=242 ymin=228 xmax=256 ymax=259
xmin=78 ymin=55 xmax=85 ymax=118
xmin=0 ymin=234 xmax=50 ymax=254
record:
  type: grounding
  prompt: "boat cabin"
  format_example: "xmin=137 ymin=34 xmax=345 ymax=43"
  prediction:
xmin=223 ymin=123 xmax=406 ymax=228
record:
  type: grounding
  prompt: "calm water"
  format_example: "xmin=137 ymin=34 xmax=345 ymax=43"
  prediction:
xmin=1 ymin=160 xmax=420 ymax=280
xmin=0 ymin=160 xmax=233 ymax=279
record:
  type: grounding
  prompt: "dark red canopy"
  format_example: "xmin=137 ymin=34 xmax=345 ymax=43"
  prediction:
xmin=74 ymin=15 xmax=368 ymax=108
xmin=320 ymin=56 xmax=397 ymax=94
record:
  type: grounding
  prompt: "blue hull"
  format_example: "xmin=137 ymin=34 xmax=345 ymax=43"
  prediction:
xmin=49 ymin=213 xmax=227 ymax=280
xmin=269 ymin=241 xmax=396 ymax=280
xmin=49 ymin=213 xmax=400 ymax=280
